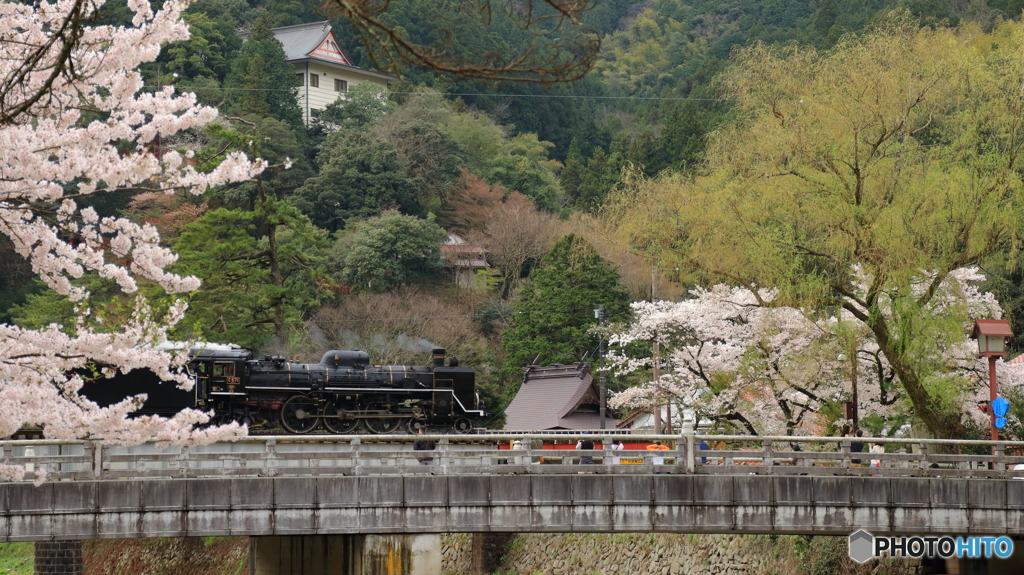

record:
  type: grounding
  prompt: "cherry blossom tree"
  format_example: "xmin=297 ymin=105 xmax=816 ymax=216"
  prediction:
xmin=607 ymin=268 xmax=1024 ymax=437
xmin=0 ymin=0 xmax=266 ymax=482
xmin=606 ymin=286 xmax=844 ymax=436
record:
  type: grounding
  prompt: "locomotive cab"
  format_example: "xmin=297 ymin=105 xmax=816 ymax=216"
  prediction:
xmin=434 ymin=366 xmax=478 ymax=413
xmin=430 ymin=348 xmax=483 ymax=420
xmin=190 ymin=348 xmax=252 ymax=399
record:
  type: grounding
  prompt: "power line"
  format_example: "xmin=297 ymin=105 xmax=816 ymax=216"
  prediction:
xmin=167 ymin=303 xmax=627 ymax=328
xmin=146 ymin=84 xmax=739 ymax=102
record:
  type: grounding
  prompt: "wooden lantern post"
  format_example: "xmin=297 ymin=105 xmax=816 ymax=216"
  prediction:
xmin=970 ymin=319 xmax=1013 ymax=442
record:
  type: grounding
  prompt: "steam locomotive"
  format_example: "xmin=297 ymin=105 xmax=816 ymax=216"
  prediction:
xmin=81 ymin=346 xmax=484 ymax=434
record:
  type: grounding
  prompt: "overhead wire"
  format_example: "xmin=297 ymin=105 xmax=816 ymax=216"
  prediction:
xmin=144 ymin=84 xmax=749 ymax=102
xmin=188 ymin=304 xmax=630 ymax=327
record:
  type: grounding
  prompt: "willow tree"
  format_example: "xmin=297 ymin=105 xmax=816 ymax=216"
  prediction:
xmin=607 ymin=15 xmax=1024 ymax=439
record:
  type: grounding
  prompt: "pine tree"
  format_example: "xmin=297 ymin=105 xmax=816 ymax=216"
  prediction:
xmin=573 ymin=147 xmax=623 ymax=212
xmin=560 ymin=138 xmax=585 ymax=207
xmin=500 ymin=234 xmax=631 ymax=388
xmin=652 ymin=101 xmax=707 ymax=173
xmin=223 ymin=12 xmax=304 ymax=135
xmin=292 ymin=130 xmax=420 ymax=233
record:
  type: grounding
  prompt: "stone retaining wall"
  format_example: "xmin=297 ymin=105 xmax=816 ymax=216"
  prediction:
xmin=442 ymin=533 xmax=922 ymax=575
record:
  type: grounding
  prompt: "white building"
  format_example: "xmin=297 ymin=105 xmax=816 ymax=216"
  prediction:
xmin=261 ymin=21 xmax=400 ymax=124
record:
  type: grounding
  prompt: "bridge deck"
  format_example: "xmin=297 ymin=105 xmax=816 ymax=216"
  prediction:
xmin=3 ymin=474 xmax=1024 ymax=541
xmin=4 ymin=433 xmax=1024 ymax=541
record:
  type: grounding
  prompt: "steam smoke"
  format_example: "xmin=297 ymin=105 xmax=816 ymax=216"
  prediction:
xmin=396 ymin=333 xmax=437 ymax=352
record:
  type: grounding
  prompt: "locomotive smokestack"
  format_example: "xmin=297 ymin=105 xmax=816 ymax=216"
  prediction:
xmin=432 ymin=348 xmax=446 ymax=367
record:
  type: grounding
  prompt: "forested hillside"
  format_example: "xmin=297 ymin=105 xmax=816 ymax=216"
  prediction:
xmin=5 ymin=0 xmax=1024 ymax=434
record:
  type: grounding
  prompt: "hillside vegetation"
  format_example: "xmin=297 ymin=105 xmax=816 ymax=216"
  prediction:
xmin=4 ymin=0 xmax=1024 ymax=435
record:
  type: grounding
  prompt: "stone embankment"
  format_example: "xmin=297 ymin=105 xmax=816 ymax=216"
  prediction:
xmin=82 ymin=537 xmax=248 ymax=575
xmin=442 ymin=533 xmax=922 ymax=575
xmin=46 ymin=532 xmax=923 ymax=575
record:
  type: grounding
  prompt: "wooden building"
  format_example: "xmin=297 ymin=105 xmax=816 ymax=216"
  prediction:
xmin=255 ymin=21 xmax=400 ymax=124
xmin=504 ymin=363 xmax=618 ymax=431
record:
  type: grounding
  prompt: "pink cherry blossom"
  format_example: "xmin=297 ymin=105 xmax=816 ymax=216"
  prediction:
xmin=0 ymin=0 xmax=258 ymax=481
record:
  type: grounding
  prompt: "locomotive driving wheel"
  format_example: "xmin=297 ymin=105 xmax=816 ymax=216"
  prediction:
xmin=280 ymin=395 xmax=319 ymax=434
xmin=363 ymin=416 xmax=403 ymax=434
xmin=322 ymin=403 xmax=359 ymax=434
xmin=406 ymin=418 xmax=429 ymax=434
xmin=453 ymin=417 xmax=473 ymax=434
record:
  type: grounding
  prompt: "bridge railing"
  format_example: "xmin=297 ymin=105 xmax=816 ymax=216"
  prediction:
xmin=3 ymin=432 xmax=1024 ymax=481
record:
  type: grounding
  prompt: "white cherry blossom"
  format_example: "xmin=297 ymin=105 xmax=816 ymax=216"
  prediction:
xmin=607 ymin=269 xmax=1024 ymax=436
xmin=0 ymin=0 xmax=260 ymax=480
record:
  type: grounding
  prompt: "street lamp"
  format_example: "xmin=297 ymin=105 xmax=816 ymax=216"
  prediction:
xmin=970 ymin=319 xmax=1013 ymax=442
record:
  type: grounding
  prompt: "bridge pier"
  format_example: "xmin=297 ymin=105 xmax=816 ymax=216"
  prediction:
xmin=471 ymin=533 xmax=513 ymax=575
xmin=250 ymin=534 xmax=440 ymax=575
xmin=33 ymin=540 xmax=82 ymax=575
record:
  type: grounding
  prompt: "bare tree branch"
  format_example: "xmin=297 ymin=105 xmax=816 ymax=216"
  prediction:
xmin=0 ymin=0 xmax=92 ymax=125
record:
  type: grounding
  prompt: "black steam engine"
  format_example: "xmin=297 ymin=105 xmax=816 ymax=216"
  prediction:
xmin=81 ymin=347 xmax=484 ymax=434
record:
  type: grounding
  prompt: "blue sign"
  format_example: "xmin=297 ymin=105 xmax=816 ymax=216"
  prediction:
xmin=996 ymin=417 xmax=1007 ymax=429
xmin=993 ymin=397 xmax=1010 ymax=417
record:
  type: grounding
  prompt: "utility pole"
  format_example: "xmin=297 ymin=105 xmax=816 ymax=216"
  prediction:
xmin=653 ymin=338 xmax=662 ymax=434
xmin=850 ymin=344 xmax=858 ymax=433
xmin=651 ymin=265 xmax=662 ymax=434
xmin=595 ymin=307 xmax=607 ymax=429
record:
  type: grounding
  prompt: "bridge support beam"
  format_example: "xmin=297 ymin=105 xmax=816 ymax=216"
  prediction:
xmin=34 ymin=540 xmax=82 ymax=575
xmin=250 ymin=534 xmax=440 ymax=575
xmin=471 ymin=533 xmax=513 ymax=575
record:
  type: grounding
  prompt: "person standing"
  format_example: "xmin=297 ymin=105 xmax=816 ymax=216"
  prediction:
xmin=789 ymin=444 xmax=805 ymax=467
xmin=413 ymin=427 xmax=436 ymax=465
xmin=850 ymin=429 xmax=865 ymax=466
xmin=579 ymin=439 xmax=596 ymax=464
xmin=611 ymin=439 xmax=624 ymax=465
xmin=869 ymin=442 xmax=885 ymax=468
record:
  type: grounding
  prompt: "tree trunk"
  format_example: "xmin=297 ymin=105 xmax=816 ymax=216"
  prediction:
xmin=258 ymin=182 xmax=286 ymax=343
xmin=867 ymin=313 xmax=966 ymax=439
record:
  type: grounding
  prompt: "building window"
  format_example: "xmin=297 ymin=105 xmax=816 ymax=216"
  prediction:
xmin=309 ymin=73 xmax=319 ymax=88
xmin=335 ymin=79 xmax=348 ymax=93
xmin=296 ymin=73 xmax=304 ymax=86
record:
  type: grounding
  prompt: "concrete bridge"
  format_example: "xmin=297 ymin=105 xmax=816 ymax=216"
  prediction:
xmin=7 ymin=473 xmax=1024 ymax=540
xmin=6 ymin=431 xmax=1024 ymax=574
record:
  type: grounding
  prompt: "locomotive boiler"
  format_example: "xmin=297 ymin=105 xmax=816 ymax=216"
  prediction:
xmin=81 ymin=346 xmax=484 ymax=434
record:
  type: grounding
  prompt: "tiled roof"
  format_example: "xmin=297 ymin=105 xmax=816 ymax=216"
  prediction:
xmin=244 ymin=21 xmax=399 ymax=82
xmin=269 ymin=21 xmax=333 ymax=61
xmin=503 ymin=363 xmax=618 ymax=430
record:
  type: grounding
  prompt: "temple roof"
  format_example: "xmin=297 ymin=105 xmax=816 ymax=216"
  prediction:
xmin=504 ymin=363 xmax=618 ymax=430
